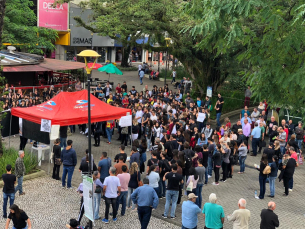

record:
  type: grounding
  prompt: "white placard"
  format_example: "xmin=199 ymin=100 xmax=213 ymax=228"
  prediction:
xmin=83 ymin=176 xmax=94 ymax=222
xmin=207 ymin=86 xmax=212 ymax=97
xmin=40 ymin=119 xmax=51 ymax=133
xmin=119 ymin=115 xmax=132 ymax=127
xmin=50 ymin=125 xmax=60 ymax=140
xmin=197 ymin=112 xmax=206 ymax=123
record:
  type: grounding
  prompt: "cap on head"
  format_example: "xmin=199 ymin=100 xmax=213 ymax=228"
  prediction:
xmin=188 ymin=193 xmax=198 ymax=199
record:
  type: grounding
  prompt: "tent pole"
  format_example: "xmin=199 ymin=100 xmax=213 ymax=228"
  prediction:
xmin=87 ymin=71 xmax=93 ymax=229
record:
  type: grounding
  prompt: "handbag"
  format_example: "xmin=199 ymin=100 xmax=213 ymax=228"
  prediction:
xmin=186 ymin=177 xmax=193 ymax=191
xmin=298 ymin=153 xmax=303 ymax=165
xmin=263 ymin=165 xmax=271 ymax=175
xmin=55 ymin=158 xmax=62 ymax=165
xmin=137 ymin=171 xmax=143 ymax=187
xmin=95 ymin=186 xmax=102 ymax=193
xmin=121 ymin=127 xmax=128 ymax=135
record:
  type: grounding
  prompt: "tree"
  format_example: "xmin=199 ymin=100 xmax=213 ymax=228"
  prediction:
xmin=2 ymin=0 xmax=58 ymax=54
xmin=187 ymin=0 xmax=305 ymax=116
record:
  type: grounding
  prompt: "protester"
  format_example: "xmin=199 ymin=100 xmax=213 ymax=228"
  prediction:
xmin=212 ymin=144 xmax=222 ymax=185
xmin=102 ymin=167 xmax=121 ymax=223
xmin=260 ymin=202 xmax=279 ymax=229
xmin=52 ymin=138 xmax=62 ymax=180
xmin=5 ymin=204 xmax=32 ymax=229
xmin=202 ymin=193 xmax=225 ymax=229
xmin=98 ymin=152 xmax=111 ymax=183
xmin=238 ymin=141 xmax=247 ymax=174
xmin=114 ymin=156 xmax=128 ymax=175
xmin=227 ymin=198 xmax=250 ymax=229
xmin=127 ymin=162 xmax=141 ymax=210
xmin=268 ymin=155 xmax=278 ymax=198
xmin=14 ymin=150 xmax=25 ymax=196
xmin=61 ymin=140 xmax=77 ymax=189
xmin=131 ymin=177 xmax=159 ymax=229
xmin=195 ymin=158 xmax=205 ymax=208
xmin=282 ymin=149 xmax=298 ymax=196
xmin=182 ymin=193 xmax=201 ymax=229
xmin=116 ymin=165 xmax=130 ymax=216
xmin=2 ymin=164 xmax=16 ymax=218
xmin=93 ymin=171 xmax=103 ymax=220
xmin=162 ymin=164 xmax=184 ymax=219
xmin=256 ymin=154 xmax=268 ymax=199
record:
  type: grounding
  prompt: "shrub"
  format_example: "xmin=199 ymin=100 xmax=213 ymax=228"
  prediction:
xmin=158 ymin=66 xmax=190 ymax=80
xmin=117 ymin=66 xmax=138 ymax=71
xmin=0 ymin=148 xmax=38 ymax=178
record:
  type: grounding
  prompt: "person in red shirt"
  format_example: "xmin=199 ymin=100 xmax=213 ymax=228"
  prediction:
xmin=284 ymin=124 xmax=289 ymax=143
xmin=116 ymin=83 xmax=121 ymax=94
xmin=122 ymin=95 xmax=129 ymax=108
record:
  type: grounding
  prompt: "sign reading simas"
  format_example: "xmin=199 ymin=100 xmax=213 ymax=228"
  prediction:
xmin=72 ymin=37 xmax=92 ymax=45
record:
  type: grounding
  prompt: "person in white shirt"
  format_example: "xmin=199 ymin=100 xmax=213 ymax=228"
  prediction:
xmin=150 ymin=110 xmax=158 ymax=121
xmin=171 ymin=69 xmax=176 ymax=84
xmin=227 ymin=198 xmax=251 ymax=229
xmin=147 ymin=165 xmax=160 ymax=196
xmin=136 ymin=106 xmax=144 ymax=139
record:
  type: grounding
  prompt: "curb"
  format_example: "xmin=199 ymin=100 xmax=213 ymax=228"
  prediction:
xmin=0 ymin=170 xmax=46 ymax=188
xmin=209 ymin=107 xmax=255 ymax=125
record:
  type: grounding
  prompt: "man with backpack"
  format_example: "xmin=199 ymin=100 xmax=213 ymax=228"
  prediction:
xmin=160 ymin=151 xmax=171 ymax=198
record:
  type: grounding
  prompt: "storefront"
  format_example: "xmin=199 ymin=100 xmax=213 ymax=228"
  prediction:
xmin=66 ymin=4 xmax=115 ymax=63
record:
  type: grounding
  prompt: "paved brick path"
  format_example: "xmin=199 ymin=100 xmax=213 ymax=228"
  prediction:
xmin=1 ymin=71 xmax=305 ymax=228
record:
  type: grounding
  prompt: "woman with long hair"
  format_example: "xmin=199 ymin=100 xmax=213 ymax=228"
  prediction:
xmin=273 ymin=140 xmax=282 ymax=162
xmin=52 ymin=138 xmax=61 ymax=180
xmin=186 ymin=167 xmax=199 ymax=195
xmin=256 ymin=154 xmax=268 ymax=199
xmin=131 ymin=119 xmax=139 ymax=141
xmin=127 ymin=162 xmax=141 ymax=210
xmin=5 ymin=204 xmax=32 ymax=229
xmin=93 ymin=171 xmax=103 ymax=220
xmin=212 ymin=144 xmax=222 ymax=185
xmin=268 ymin=155 xmax=279 ymax=198
xmin=197 ymin=133 xmax=207 ymax=147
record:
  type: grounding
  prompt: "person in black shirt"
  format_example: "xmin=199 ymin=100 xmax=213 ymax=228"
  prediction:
xmin=52 ymin=138 xmax=62 ymax=180
xmin=287 ymin=120 xmax=295 ymax=140
xmin=2 ymin=164 xmax=16 ymax=218
xmin=260 ymin=202 xmax=279 ymax=229
xmin=217 ymin=93 xmax=224 ymax=104
xmin=170 ymin=134 xmax=179 ymax=150
xmin=59 ymin=126 xmax=68 ymax=148
xmin=146 ymin=151 xmax=160 ymax=174
xmin=263 ymin=143 xmax=275 ymax=164
xmin=256 ymin=154 xmax=268 ymax=199
xmin=121 ymin=81 xmax=127 ymax=92
xmin=283 ymin=153 xmax=298 ymax=196
xmin=215 ymin=100 xmax=223 ymax=127
xmin=5 ymin=204 xmax=32 ymax=229
xmin=162 ymin=164 xmax=183 ymax=219
xmin=114 ymin=145 xmax=127 ymax=163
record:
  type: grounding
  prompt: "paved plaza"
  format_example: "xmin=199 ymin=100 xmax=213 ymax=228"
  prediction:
xmin=1 ymin=72 xmax=304 ymax=228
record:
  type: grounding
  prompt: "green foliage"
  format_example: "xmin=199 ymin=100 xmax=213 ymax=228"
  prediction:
xmin=0 ymin=148 xmax=38 ymax=178
xmin=3 ymin=0 xmax=58 ymax=54
xmin=221 ymin=75 xmax=247 ymax=91
xmin=158 ymin=66 xmax=190 ymax=80
xmin=187 ymin=0 xmax=305 ymax=119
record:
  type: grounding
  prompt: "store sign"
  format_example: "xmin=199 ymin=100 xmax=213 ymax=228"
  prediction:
xmin=72 ymin=37 xmax=92 ymax=45
xmin=38 ymin=0 xmax=69 ymax=31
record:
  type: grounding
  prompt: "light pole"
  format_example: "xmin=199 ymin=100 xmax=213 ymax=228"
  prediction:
xmin=164 ymin=37 xmax=171 ymax=87
xmin=77 ymin=50 xmax=101 ymax=229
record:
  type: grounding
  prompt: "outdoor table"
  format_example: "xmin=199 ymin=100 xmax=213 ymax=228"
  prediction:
xmin=30 ymin=145 xmax=51 ymax=166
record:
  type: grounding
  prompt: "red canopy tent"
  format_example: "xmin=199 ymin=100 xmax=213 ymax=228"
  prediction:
xmin=11 ymin=90 xmax=131 ymax=126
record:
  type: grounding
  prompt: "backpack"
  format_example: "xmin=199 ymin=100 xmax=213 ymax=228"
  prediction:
xmin=161 ymin=159 xmax=171 ymax=173
xmin=151 ymin=159 xmax=160 ymax=173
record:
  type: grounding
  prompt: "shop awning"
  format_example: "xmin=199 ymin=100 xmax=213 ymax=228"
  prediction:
xmin=3 ymin=58 xmax=85 ymax=72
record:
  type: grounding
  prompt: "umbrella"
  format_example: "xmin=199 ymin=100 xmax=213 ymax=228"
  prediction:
xmin=98 ymin=63 xmax=123 ymax=80
xmin=84 ymin=62 xmax=103 ymax=70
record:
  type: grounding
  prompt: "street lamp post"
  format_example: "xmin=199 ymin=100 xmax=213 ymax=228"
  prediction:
xmin=164 ymin=38 xmax=171 ymax=87
xmin=77 ymin=50 xmax=101 ymax=229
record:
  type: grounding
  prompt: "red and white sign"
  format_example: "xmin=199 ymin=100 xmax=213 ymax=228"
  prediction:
xmin=38 ymin=0 xmax=69 ymax=31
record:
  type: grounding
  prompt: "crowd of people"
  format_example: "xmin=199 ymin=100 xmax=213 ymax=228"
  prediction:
xmin=2 ymin=79 xmax=303 ymax=229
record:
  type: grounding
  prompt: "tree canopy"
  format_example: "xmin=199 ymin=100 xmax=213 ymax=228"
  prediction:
xmin=2 ymin=0 xmax=58 ymax=54
xmin=186 ymin=0 xmax=305 ymax=116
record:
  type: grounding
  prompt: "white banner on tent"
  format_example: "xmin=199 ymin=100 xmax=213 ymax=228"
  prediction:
xmin=40 ymin=119 xmax=51 ymax=133
xmin=50 ymin=125 xmax=60 ymax=140
xmin=119 ymin=115 xmax=132 ymax=127
xmin=197 ymin=113 xmax=206 ymax=123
